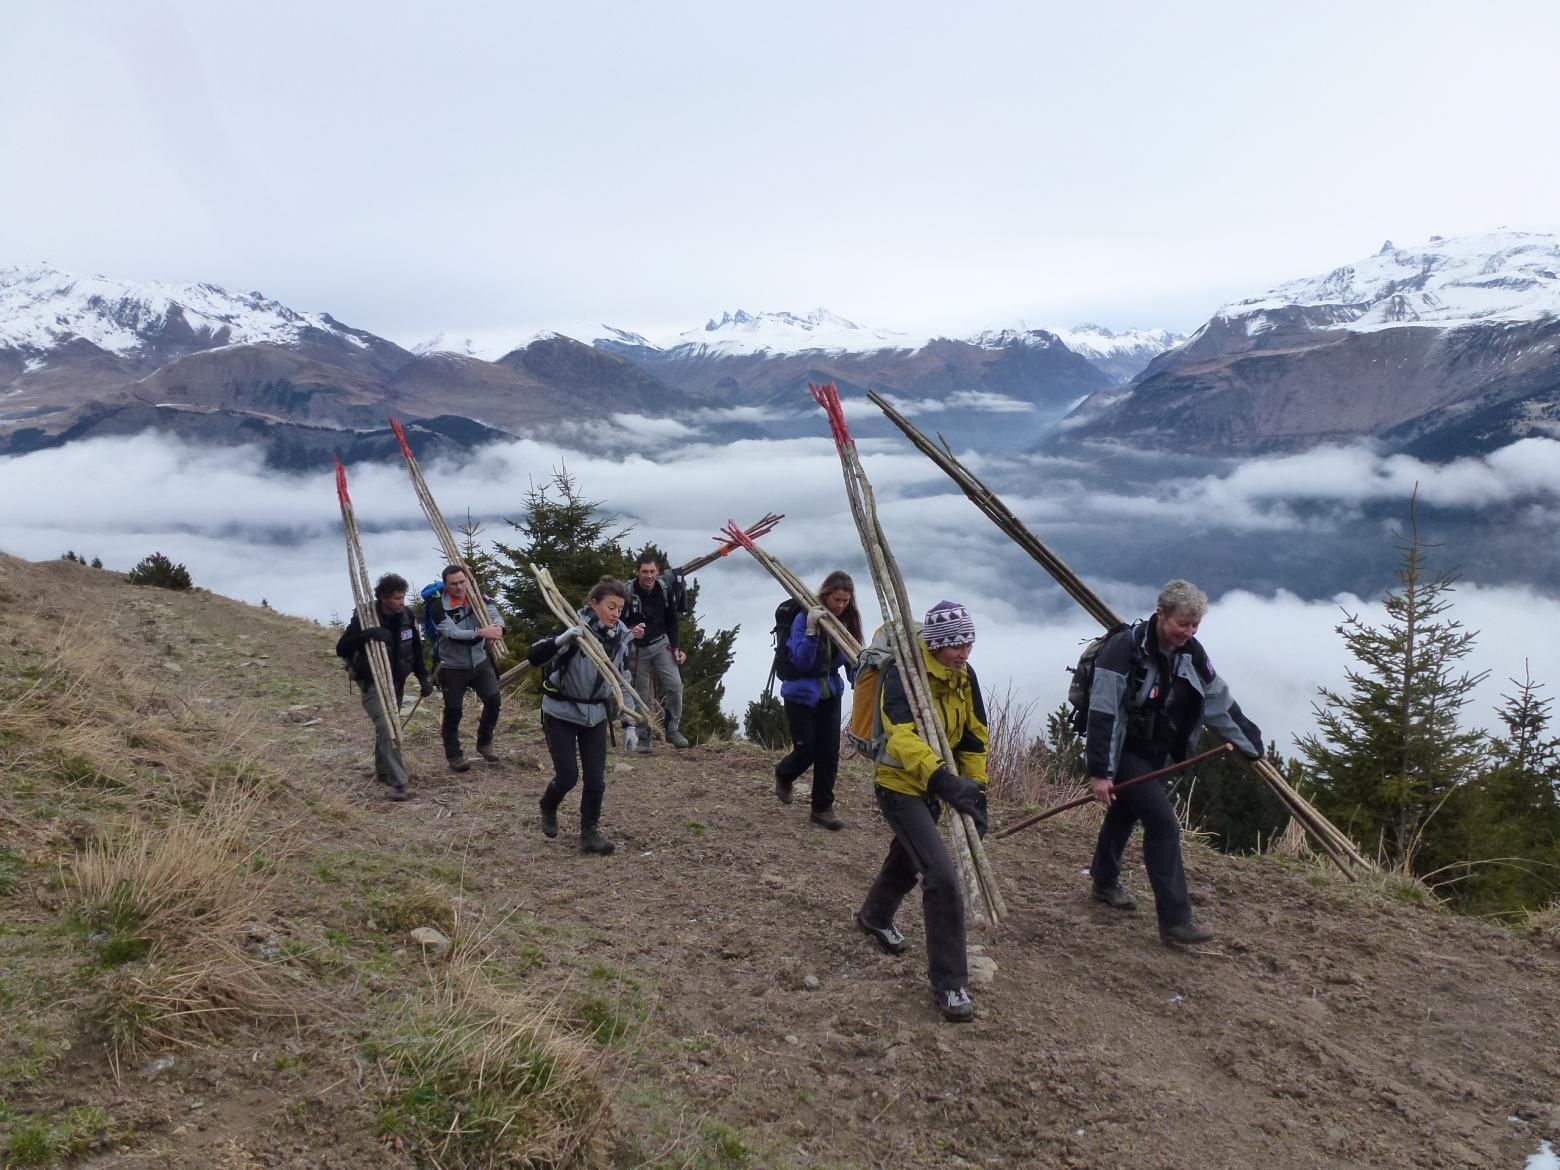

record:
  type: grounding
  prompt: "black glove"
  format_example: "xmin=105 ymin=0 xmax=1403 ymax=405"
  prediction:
xmin=419 ymin=681 xmax=434 ymax=698
xmin=363 ymin=626 xmax=394 ymax=645
xmin=927 ymin=767 xmax=988 ymax=835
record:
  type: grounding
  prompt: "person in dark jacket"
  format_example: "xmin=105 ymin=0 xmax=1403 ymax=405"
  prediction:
xmin=1085 ymin=579 xmax=1265 ymax=945
xmin=856 ymin=600 xmax=990 ymax=1023
xmin=624 ymin=553 xmax=687 ymax=750
xmin=334 ymin=572 xmax=432 ymax=801
xmin=774 ymin=569 xmax=863 ymax=830
xmin=529 ymin=576 xmax=646 ymax=856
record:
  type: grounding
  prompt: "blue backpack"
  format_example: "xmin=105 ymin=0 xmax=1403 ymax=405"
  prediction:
xmin=419 ymin=582 xmax=445 ymax=663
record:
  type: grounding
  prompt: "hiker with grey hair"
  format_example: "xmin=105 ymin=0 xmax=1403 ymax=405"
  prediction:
xmin=335 ymin=571 xmax=432 ymax=801
xmin=1084 ymin=578 xmax=1265 ymax=944
xmin=855 ymin=599 xmax=990 ymax=1023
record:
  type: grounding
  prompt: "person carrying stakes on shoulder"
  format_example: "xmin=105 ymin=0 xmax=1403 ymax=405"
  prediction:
xmin=855 ymin=600 xmax=989 ymax=1023
xmin=774 ymin=570 xmax=862 ymax=830
xmin=530 ymin=576 xmax=644 ymax=855
xmin=428 ymin=563 xmax=506 ymax=772
xmin=1084 ymin=579 xmax=1265 ymax=945
xmin=335 ymin=572 xmax=432 ymax=801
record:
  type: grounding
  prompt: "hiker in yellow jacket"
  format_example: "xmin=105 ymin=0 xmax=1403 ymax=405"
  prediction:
xmin=854 ymin=600 xmax=989 ymax=1023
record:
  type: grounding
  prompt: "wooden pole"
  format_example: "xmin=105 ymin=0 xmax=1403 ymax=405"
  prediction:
xmin=866 ymin=389 xmax=1371 ymax=878
xmin=992 ymin=744 xmax=1233 ymax=840
xmin=679 ymin=512 xmax=784 ymax=575
xmin=387 ymin=417 xmax=507 ymax=663
xmin=334 ymin=458 xmax=402 ymax=751
xmin=717 ymin=521 xmax=863 ymax=665
xmin=809 ymin=383 xmax=1006 ymax=924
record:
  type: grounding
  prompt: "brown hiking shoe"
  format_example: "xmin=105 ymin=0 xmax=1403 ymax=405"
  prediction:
xmin=1161 ymin=919 xmax=1215 ymax=946
xmin=580 ymin=828 xmax=616 ymax=856
xmin=447 ymin=756 xmax=471 ymax=774
xmin=774 ymin=768 xmax=794 ymax=805
xmin=475 ymin=743 xmax=501 ymax=763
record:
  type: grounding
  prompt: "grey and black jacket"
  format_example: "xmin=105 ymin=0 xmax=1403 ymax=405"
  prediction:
xmin=430 ymin=593 xmax=505 ymax=671
xmin=528 ymin=606 xmax=637 ymax=728
xmin=1084 ymin=615 xmax=1263 ymax=780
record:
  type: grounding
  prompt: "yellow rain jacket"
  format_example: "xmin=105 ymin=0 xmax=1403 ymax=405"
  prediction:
xmin=874 ymin=643 xmax=989 ymax=796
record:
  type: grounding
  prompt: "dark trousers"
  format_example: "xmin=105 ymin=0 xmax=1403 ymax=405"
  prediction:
xmin=776 ymin=693 xmax=842 ymax=810
xmin=439 ymin=659 xmax=501 ymax=760
xmin=540 ymin=714 xmax=609 ymax=831
xmin=1090 ymin=747 xmax=1192 ymax=928
xmin=860 ymin=786 xmax=967 ymax=993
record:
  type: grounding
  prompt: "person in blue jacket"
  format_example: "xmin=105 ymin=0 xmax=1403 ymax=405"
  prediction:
xmin=774 ymin=570 xmax=863 ymax=830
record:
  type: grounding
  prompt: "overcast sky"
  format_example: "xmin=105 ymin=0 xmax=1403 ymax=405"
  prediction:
xmin=5 ymin=1 xmax=1560 ymax=347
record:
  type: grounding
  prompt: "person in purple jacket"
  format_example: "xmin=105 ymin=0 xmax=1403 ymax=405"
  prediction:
xmin=774 ymin=570 xmax=864 ymax=830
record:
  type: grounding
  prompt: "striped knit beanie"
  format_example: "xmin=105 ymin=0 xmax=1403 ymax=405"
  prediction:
xmin=921 ymin=600 xmax=975 ymax=649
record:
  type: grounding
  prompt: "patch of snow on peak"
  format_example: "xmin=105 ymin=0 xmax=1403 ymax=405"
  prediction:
xmin=661 ymin=308 xmax=926 ymax=355
xmin=0 ymin=262 xmax=365 ymax=356
xmin=1217 ymin=229 xmax=1560 ymax=332
xmin=1047 ymin=323 xmax=1185 ymax=361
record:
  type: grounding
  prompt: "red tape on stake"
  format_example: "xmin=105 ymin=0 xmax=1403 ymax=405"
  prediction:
xmin=388 ymin=416 xmax=415 ymax=461
xmin=334 ymin=457 xmax=350 ymax=505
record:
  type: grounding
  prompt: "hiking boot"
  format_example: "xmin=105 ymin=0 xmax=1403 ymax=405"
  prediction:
xmin=634 ymin=736 xmax=653 ymax=754
xmin=1092 ymin=882 xmax=1138 ymax=911
xmin=539 ymin=799 xmax=559 ymax=839
xmin=386 ymin=782 xmax=409 ymax=802
xmin=1161 ymin=919 xmax=1216 ymax=946
xmin=810 ymin=805 xmax=843 ymax=831
xmin=447 ymin=756 xmax=472 ymax=774
xmin=935 ymin=987 xmax=975 ymax=1022
xmin=774 ymin=768 xmax=794 ymax=805
xmin=580 ymin=828 xmax=616 ymax=856
xmin=667 ymin=729 xmax=690 ymax=749
xmin=475 ymin=743 xmax=501 ymax=763
xmin=855 ymin=911 xmax=908 ymax=955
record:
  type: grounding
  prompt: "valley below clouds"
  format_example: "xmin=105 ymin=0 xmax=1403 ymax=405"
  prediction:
xmin=4 ymin=422 xmax=1559 ymax=756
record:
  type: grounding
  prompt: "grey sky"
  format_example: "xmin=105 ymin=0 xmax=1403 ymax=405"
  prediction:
xmin=5 ymin=0 xmax=1560 ymax=344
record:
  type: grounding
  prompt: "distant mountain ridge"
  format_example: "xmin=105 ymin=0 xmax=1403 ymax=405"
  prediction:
xmin=1052 ymin=230 xmax=1560 ymax=457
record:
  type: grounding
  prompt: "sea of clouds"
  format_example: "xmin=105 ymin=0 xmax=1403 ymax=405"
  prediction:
xmin=2 ymin=422 xmax=1558 ymax=757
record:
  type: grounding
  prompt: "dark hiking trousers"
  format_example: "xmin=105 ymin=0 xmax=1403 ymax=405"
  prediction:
xmin=860 ymin=786 xmax=968 ymax=993
xmin=777 ymin=692 xmax=842 ymax=810
xmin=1090 ymin=747 xmax=1192 ymax=928
xmin=540 ymin=714 xmax=609 ymax=831
xmin=439 ymin=659 xmax=501 ymax=760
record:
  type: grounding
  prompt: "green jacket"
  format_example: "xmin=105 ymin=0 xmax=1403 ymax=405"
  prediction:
xmin=874 ymin=644 xmax=989 ymax=797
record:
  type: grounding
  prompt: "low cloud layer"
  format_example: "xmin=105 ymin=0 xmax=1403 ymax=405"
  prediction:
xmin=3 ymin=430 xmax=1558 ymax=753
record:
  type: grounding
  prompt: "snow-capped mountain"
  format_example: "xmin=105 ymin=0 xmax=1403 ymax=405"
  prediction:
xmin=970 ymin=323 xmax=1184 ymax=384
xmin=0 ymin=264 xmax=386 ymax=359
xmin=1213 ymin=229 xmax=1560 ymax=335
xmin=1052 ymin=231 xmax=1560 ymax=458
xmin=650 ymin=308 xmax=927 ymax=357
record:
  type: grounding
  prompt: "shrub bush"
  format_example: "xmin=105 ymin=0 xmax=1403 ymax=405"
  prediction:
xmin=126 ymin=552 xmax=192 ymax=591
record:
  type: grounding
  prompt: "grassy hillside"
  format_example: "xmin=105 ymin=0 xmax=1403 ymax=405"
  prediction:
xmin=1 ymin=551 xmax=1557 ymax=1169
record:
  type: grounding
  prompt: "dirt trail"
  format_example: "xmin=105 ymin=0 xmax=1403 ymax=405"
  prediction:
xmin=3 ymin=554 xmax=1558 ymax=1169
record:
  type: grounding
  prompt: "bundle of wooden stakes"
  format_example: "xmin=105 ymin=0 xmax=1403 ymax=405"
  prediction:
xmin=717 ymin=520 xmax=863 ymax=666
xmin=388 ymin=417 xmax=506 ymax=664
xmin=865 ymin=388 xmax=1372 ymax=880
xmin=529 ymin=563 xmax=651 ymax=727
xmin=334 ymin=458 xmax=401 ymax=751
xmin=809 ymin=382 xmax=1006 ymax=926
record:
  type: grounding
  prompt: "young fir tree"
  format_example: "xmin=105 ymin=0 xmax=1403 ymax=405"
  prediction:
xmin=743 ymin=688 xmax=790 ymax=750
xmin=1424 ymin=665 xmax=1560 ymax=915
xmin=1297 ymin=500 xmax=1487 ymax=869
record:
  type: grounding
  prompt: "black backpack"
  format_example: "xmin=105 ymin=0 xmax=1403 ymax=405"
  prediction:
xmin=770 ymin=598 xmax=829 ymax=682
xmin=1065 ymin=622 xmax=1133 ymax=734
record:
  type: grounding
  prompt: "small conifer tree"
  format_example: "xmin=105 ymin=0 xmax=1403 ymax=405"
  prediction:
xmin=127 ymin=552 xmax=193 ymax=591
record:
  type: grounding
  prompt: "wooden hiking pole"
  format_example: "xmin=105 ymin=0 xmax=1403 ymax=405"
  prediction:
xmin=387 ymin=417 xmax=507 ymax=664
xmin=717 ymin=520 xmax=863 ymax=666
xmin=529 ymin=563 xmax=652 ymax=727
xmin=334 ymin=458 xmax=402 ymax=751
xmin=865 ymin=389 xmax=1371 ymax=879
xmin=810 ymin=382 xmax=1006 ymax=925
xmin=992 ymin=744 xmax=1233 ymax=840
